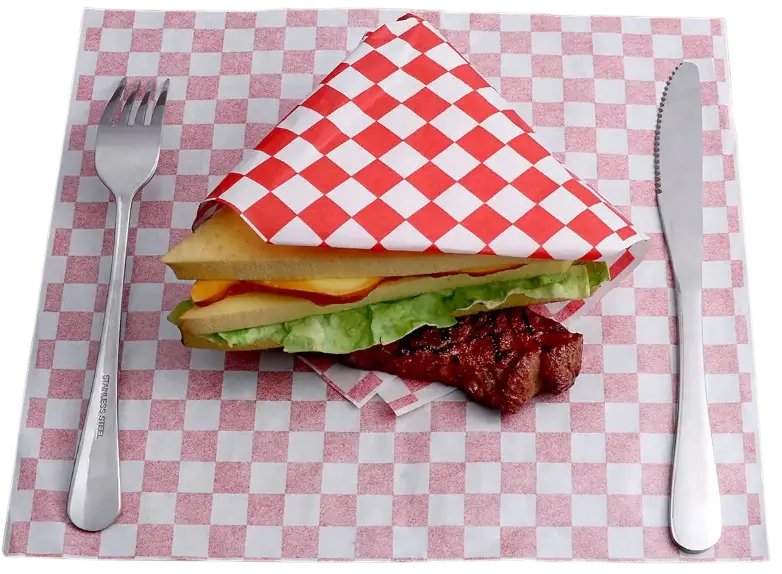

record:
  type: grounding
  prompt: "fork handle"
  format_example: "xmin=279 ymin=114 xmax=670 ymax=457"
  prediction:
xmin=669 ymin=286 xmax=722 ymax=552
xmin=67 ymin=196 xmax=132 ymax=531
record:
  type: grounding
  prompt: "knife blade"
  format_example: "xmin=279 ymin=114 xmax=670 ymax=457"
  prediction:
xmin=655 ymin=61 xmax=722 ymax=553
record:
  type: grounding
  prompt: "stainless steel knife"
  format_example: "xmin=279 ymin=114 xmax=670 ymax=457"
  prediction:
xmin=655 ymin=61 xmax=722 ymax=553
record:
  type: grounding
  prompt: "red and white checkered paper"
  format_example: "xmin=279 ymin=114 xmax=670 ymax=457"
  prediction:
xmin=3 ymin=8 xmax=767 ymax=562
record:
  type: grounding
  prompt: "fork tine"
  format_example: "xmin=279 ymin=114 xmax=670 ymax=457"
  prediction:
xmin=135 ymin=81 xmax=153 ymax=126
xmin=120 ymin=80 xmax=140 ymax=125
xmin=99 ymin=77 xmax=127 ymax=126
xmin=150 ymin=79 xmax=170 ymax=128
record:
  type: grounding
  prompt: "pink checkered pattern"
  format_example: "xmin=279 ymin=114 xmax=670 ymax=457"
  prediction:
xmin=3 ymin=8 xmax=767 ymax=562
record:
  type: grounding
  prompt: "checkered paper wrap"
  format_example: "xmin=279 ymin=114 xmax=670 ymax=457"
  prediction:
xmin=3 ymin=8 xmax=767 ymax=562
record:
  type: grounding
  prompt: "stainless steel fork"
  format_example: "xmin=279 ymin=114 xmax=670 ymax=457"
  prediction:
xmin=67 ymin=77 xmax=169 ymax=532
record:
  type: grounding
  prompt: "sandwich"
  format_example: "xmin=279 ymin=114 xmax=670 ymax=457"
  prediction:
xmin=162 ymin=206 xmax=610 ymax=356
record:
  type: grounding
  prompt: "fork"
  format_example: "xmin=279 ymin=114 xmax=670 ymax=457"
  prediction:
xmin=67 ymin=77 xmax=169 ymax=532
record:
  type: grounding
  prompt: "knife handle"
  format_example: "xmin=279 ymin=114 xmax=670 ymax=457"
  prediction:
xmin=669 ymin=286 xmax=722 ymax=553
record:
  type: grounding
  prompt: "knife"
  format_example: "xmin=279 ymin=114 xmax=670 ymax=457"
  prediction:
xmin=655 ymin=61 xmax=722 ymax=553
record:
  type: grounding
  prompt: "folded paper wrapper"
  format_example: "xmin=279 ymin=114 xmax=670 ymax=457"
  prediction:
xmin=192 ymin=13 xmax=650 ymax=414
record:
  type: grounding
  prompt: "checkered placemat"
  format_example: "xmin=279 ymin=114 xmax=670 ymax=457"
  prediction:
xmin=2 ymin=8 xmax=768 ymax=561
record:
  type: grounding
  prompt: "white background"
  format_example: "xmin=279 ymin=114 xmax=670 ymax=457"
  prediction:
xmin=0 ymin=0 xmax=777 ymax=571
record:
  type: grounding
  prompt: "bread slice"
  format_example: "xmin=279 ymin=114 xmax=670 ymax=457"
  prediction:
xmin=178 ymin=260 xmax=572 ymax=334
xmin=161 ymin=207 xmax=533 ymax=281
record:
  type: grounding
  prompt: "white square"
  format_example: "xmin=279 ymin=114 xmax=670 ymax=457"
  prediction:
xmin=532 ymin=32 xmax=563 ymax=55
xmin=381 ymin=146 xmax=428 ymax=180
xmin=252 ymin=50 xmax=283 ymax=73
xmin=139 ymin=492 xmax=176 ymax=524
xmin=627 ymin=104 xmax=657 ymax=130
xmin=605 ymin=403 xmax=640 ymax=432
xmin=500 ymin=433 xmax=535 ymax=463
xmin=597 ymin=128 xmax=629 ymax=154
xmin=223 ymin=28 xmax=254 ymax=52
xmin=250 ymin=462 xmax=286 ymax=494
xmin=393 ymin=527 xmax=428 ymax=559
xmin=564 ymin=102 xmax=596 ymax=127
xmin=319 ymin=527 xmax=356 ymax=559
xmin=640 ymin=433 xmax=674 ymax=464
xmin=622 ymin=17 xmax=652 ymax=33
xmin=183 ymin=98 xmax=216 ymax=123
xmin=607 ymin=463 xmax=643 ymax=494
xmin=322 ymin=463 xmax=358 ymax=494
xmin=218 ymin=76 xmax=251 ymax=100
xmin=162 ymin=28 xmax=193 ymax=52
xmin=433 ymin=145 xmax=482 ymax=181
xmin=703 ymin=261 xmax=732 ymax=288
xmin=284 ymin=26 xmax=316 ymax=50
xmin=327 ymin=140 xmax=375 ymax=176
xmin=34 ymin=460 xmax=72 ymax=491
xmin=394 ymin=463 xmax=430 ymax=495
xmin=467 ymin=403 xmax=502 ymax=431
xmin=428 ymin=494 xmax=465 ymax=525
xmin=501 ymin=54 xmax=532 ymax=77
xmin=633 ymin=259 xmax=668 ymax=288
xmin=317 ymin=9 xmax=349 ymax=26
xmin=153 ymin=371 xmax=188 ymax=400
xmin=703 ymin=316 xmax=737 ymax=344
xmin=128 ymin=283 xmax=164 ymax=312
xmin=221 ymin=372 xmax=257 ymax=400
xmin=99 ymin=523 xmax=137 ymax=557
xmin=682 ymin=18 xmax=712 ymax=35
xmin=69 ymin=229 xmax=105 ymax=256
xmin=120 ymin=341 xmax=156 ymax=370
xmin=712 ymin=433 xmax=745 ymax=463
xmin=470 ymin=30 xmax=501 ymax=53
xmin=538 ymin=527 xmax=573 ymax=558
xmin=643 ymin=495 xmax=670 ymax=527
xmin=466 ymin=462 xmax=502 ymax=493
xmin=636 ymin=316 xmax=671 ymax=345
xmin=281 ymin=73 xmax=314 ymax=100
xmin=595 ymin=79 xmax=626 ymax=104
xmin=431 ymin=105 xmax=479 ymax=141
xmin=184 ymin=400 xmax=220 ymax=430
xmin=638 ymin=374 xmax=674 ymax=403
xmin=100 ymin=28 xmax=131 ymax=51
xmin=706 ymin=374 xmax=741 ymax=403
xmin=178 ymin=462 xmax=215 ymax=493
xmin=432 ymin=184 xmax=481 ymax=222
xmin=563 ymin=152 xmax=597 ymax=179
xmin=359 ymin=433 xmax=395 ymax=463
xmin=377 ymin=69 xmax=426 ymax=103
xmin=532 ymin=78 xmax=564 ymax=102
xmin=327 ymin=101 xmax=374 ymax=136
xmin=217 ymin=431 xmax=253 ymax=462
xmin=357 ymin=495 xmax=393 ymax=526
xmin=194 ymin=11 xmax=224 ymax=28
xmin=535 ymin=403 xmax=571 ymax=432
xmin=245 ymin=526 xmax=283 ymax=558
xmin=291 ymin=372 xmax=327 ymax=401
xmin=211 ymin=493 xmax=249 ymax=525
xmin=593 ymin=33 xmax=623 ymax=55
xmin=603 ymin=345 xmax=638 ymax=374
xmin=118 ymin=400 xmax=151 ymax=431
xmin=465 ymin=526 xmax=501 ymax=558
xmin=704 ymin=206 xmax=729 ymax=233
xmin=569 ymin=374 xmax=605 ymax=403
xmin=630 ymin=154 xmax=654 ymax=180
xmin=601 ymin=288 xmax=636 ymax=315
xmin=61 ymin=284 xmax=97 ymax=312
xmin=573 ymin=494 xmax=608 ymax=526
xmin=572 ymin=433 xmax=606 ymax=463
xmin=653 ymin=35 xmax=684 ymax=58
xmin=172 ymin=525 xmax=209 ymax=558
xmin=287 ymin=431 xmax=324 ymax=462
xmin=563 ymin=55 xmax=595 ymax=78
xmin=325 ymin=401 xmax=360 ymax=431
xmin=500 ymin=494 xmax=536 ymax=526
xmin=247 ymin=98 xmax=280 ymax=123
xmin=624 ymin=57 xmax=655 ymax=81
xmin=127 ymin=53 xmax=160 ymax=77
xmin=284 ymin=494 xmax=320 ymax=526
xmin=315 ymin=50 xmax=347 ymax=74
xmin=427 ymin=434 xmax=467 ymax=464
xmin=145 ymin=430 xmax=182 ymax=461
xmin=608 ymin=527 xmax=644 ymax=558
xmin=189 ymin=52 xmax=221 ymax=75
xmin=537 ymin=463 xmax=572 ymax=494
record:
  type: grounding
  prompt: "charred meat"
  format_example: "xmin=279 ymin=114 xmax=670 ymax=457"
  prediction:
xmin=335 ymin=307 xmax=583 ymax=414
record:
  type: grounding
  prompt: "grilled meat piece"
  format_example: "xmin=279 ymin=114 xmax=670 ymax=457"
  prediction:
xmin=336 ymin=307 xmax=583 ymax=414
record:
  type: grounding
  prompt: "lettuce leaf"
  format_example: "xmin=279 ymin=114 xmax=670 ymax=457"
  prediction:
xmin=199 ymin=262 xmax=609 ymax=354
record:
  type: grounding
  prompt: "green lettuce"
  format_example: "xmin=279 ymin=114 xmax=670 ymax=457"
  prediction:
xmin=173 ymin=262 xmax=610 ymax=355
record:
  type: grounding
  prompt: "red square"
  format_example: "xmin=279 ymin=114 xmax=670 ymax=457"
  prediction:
xmin=221 ymin=52 xmax=252 ymax=75
xmin=601 ymin=315 xmax=635 ymax=345
xmin=64 ymin=256 xmax=100 ymax=283
xmin=537 ymin=494 xmax=571 ymax=526
xmin=715 ymin=526 xmax=752 ymax=559
xmin=116 ymin=492 xmax=140 ymax=524
xmin=400 ymin=21 xmax=444 ymax=51
xmin=83 ymin=28 xmax=101 ymax=51
xmin=323 ymin=432 xmax=359 ymax=462
xmin=69 ymin=125 xmax=86 ymax=150
xmin=536 ymin=432 xmax=571 ymax=463
xmin=224 ymin=351 xmax=262 ymax=371
xmin=572 ymin=463 xmax=607 ymax=494
xmin=501 ymin=463 xmax=536 ymax=493
xmin=606 ymin=433 xmax=641 ymax=463
xmin=642 ymin=463 xmax=672 ymax=495
xmin=355 ymin=526 xmax=393 ymax=558
xmin=48 ymin=370 xmax=84 ymax=399
xmin=192 ymin=29 xmax=224 ymax=52
xmin=395 ymin=433 xmax=430 ymax=463
xmin=708 ymin=403 xmax=743 ymax=433
xmin=281 ymin=526 xmax=319 ymax=558
xmin=131 ymin=28 xmax=163 ymax=52
xmin=353 ymin=85 xmax=401 ymax=120
xmin=31 ymin=490 xmax=67 ymax=521
xmin=258 ymin=372 xmax=294 ymax=401
xmin=175 ymin=493 xmax=213 ymax=524
xmin=393 ymin=495 xmax=429 ymax=526
xmin=429 ymin=526 xmax=464 ymax=559
xmin=352 ymin=51 xmax=398 ymax=83
xmin=225 ymin=11 xmax=255 ymax=28
xmin=581 ymin=344 xmax=605 ymax=374
xmin=119 ymin=430 xmax=147 ymax=460
xmin=286 ymin=463 xmax=322 ymax=494
xmin=460 ymin=166 xmax=510 ymax=204
xmin=142 ymin=461 xmax=180 ymax=492
xmin=186 ymin=371 xmax=224 ymax=400
xmin=572 ymin=527 xmax=608 ymax=558
xmin=462 ymin=205 xmax=512 ymax=244
xmin=466 ymin=432 xmax=501 ymax=462
xmin=405 ymin=203 xmax=458 ymax=243
xmin=248 ymin=494 xmax=284 ymax=525
xmin=500 ymin=526 xmax=536 ymax=557
xmin=457 ymin=126 xmax=503 ymax=162
xmin=354 ymin=161 xmax=404 ymax=197
xmin=595 ymin=103 xmax=627 ymax=128
xmin=43 ymin=285 xmax=62 ymax=313
xmin=643 ymin=527 xmax=680 ymax=558
xmin=597 ymin=154 xmax=629 ymax=180
xmin=718 ymin=463 xmax=747 ymax=495
xmin=358 ymin=463 xmax=394 ymax=494
xmin=623 ymin=34 xmax=653 ymax=56
xmin=158 ymin=53 xmax=191 ymax=76
xmin=289 ymin=401 xmax=326 ymax=431
xmin=186 ymin=76 xmax=220 ymax=100
xmin=404 ymin=88 xmax=450 ymax=123
xmin=39 ymin=429 xmax=77 ymax=460
xmin=470 ymin=53 xmax=501 ymax=79
xmin=704 ymin=345 xmax=740 ymax=374
xmin=627 ymin=129 xmax=655 ymax=155
xmin=501 ymin=31 xmax=531 ymax=53
xmin=300 ymin=119 xmax=348 ymax=155
xmin=214 ymin=99 xmax=249 ymax=124
xmin=56 ymin=312 xmax=92 ymax=341
xmin=219 ymin=400 xmax=257 ymax=431
xmin=353 ymin=123 xmax=402 ymax=158
xmin=500 ymin=77 xmax=532 ymax=102
xmin=244 ymin=194 xmax=296 ymax=240
xmin=564 ymin=126 xmax=597 ymax=152
xmin=250 ymin=73 xmax=282 ymax=98
xmin=181 ymin=432 xmax=218 ymax=462
xmin=683 ymin=35 xmax=714 ymax=58
xmin=604 ymin=373 xmax=639 ymax=402
xmin=517 ymin=205 xmax=566 ymax=244
xmin=255 ymin=27 xmax=285 ymax=50
xmin=532 ymin=54 xmax=563 ymax=77
xmin=214 ymin=462 xmax=251 ymax=493
xmin=430 ymin=402 xmax=466 ymax=431
xmin=562 ymin=32 xmax=593 ymax=54
xmin=359 ymin=402 xmax=395 ymax=432
xmin=209 ymin=525 xmax=246 ymax=558
xmin=96 ymin=52 xmax=129 ymax=75
xmin=465 ymin=494 xmax=500 ymax=525
xmin=637 ymin=344 xmax=671 ymax=374
xmin=570 ymin=403 xmax=605 ymax=432
xmin=320 ymin=494 xmax=357 ymax=525
xmin=608 ymin=494 xmax=643 ymax=526
xmin=252 ymin=431 xmax=289 ymax=462
xmin=593 ymin=55 xmax=625 ymax=79
xmin=316 ymin=27 xmax=347 ymax=50
xmin=155 ymin=339 xmax=191 ymax=370
xmin=639 ymin=403 xmax=675 ymax=434
xmin=402 ymin=54 xmax=447 ymax=84
xmin=148 ymin=400 xmax=185 ymax=431
xmin=635 ymin=288 xmax=670 ymax=316
xmin=703 ymin=288 xmax=734 ymax=316
xmin=429 ymin=463 xmax=466 ymax=494
xmin=136 ymin=524 xmax=173 ymax=557
xmin=16 ymin=458 xmax=36 ymax=490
